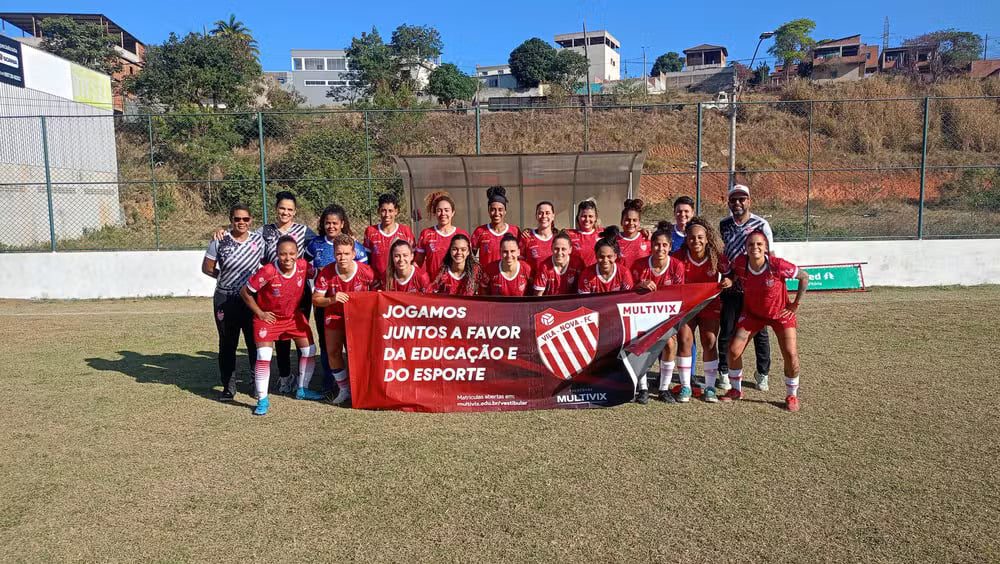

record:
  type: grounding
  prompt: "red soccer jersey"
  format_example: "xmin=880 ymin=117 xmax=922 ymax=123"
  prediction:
xmin=630 ymin=256 xmax=685 ymax=289
xmin=566 ymin=228 xmax=600 ymax=266
xmin=532 ymin=256 xmax=585 ymax=296
xmin=364 ymin=223 xmax=415 ymax=281
xmin=471 ymin=223 xmax=520 ymax=266
xmin=380 ymin=266 xmax=431 ymax=293
xmin=578 ymin=263 xmax=634 ymax=294
xmin=481 ymin=260 xmax=533 ymax=297
xmin=246 ymin=259 xmax=311 ymax=320
xmin=314 ymin=262 xmax=376 ymax=317
xmin=416 ymin=226 xmax=470 ymax=280
xmin=431 ymin=268 xmax=478 ymax=296
xmin=616 ymin=232 xmax=651 ymax=271
xmin=728 ymin=255 xmax=799 ymax=320
xmin=518 ymin=229 xmax=555 ymax=272
xmin=672 ymin=250 xmax=728 ymax=284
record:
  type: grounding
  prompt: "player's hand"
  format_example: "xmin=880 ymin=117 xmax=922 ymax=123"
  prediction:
xmin=720 ymin=278 xmax=733 ymax=289
xmin=212 ymin=228 xmax=227 ymax=241
xmin=778 ymin=304 xmax=797 ymax=319
xmin=335 ymin=292 xmax=350 ymax=304
xmin=258 ymin=311 xmax=277 ymax=323
xmin=638 ymin=280 xmax=657 ymax=292
xmin=640 ymin=227 xmax=652 ymax=240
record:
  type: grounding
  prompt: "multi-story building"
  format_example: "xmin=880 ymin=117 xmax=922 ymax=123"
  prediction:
xmin=554 ymin=30 xmax=621 ymax=83
xmin=0 ymin=12 xmax=144 ymax=113
xmin=809 ymin=35 xmax=879 ymax=82
xmin=476 ymin=64 xmax=519 ymax=89
xmin=881 ymin=44 xmax=936 ymax=75
xmin=683 ymin=44 xmax=728 ymax=70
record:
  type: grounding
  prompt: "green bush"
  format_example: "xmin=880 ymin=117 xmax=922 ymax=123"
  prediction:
xmin=935 ymin=168 xmax=1000 ymax=211
xmin=270 ymin=126 xmax=370 ymax=218
xmin=215 ymin=159 xmax=264 ymax=217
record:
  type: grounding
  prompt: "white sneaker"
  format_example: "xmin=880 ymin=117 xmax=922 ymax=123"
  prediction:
xmin=718 ymin=373 xmax=732 ymax=391
xmin=756 ymin=374 xmax=769 ymax=392
xmin=278 ymin=376 xmax=294 ymax=394
xmin=327 ymin=388 xmax=352 ymax=406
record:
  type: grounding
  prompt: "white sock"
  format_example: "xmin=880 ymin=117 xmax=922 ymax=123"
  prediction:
xmin=334 ymin=369 xmax=350 ymax=393
xmin=255 ymin=346 xmax=273 ymax=400
xmin=297 ymin=345 xmax=316 ymax=389
xmin=658 ymin=361 xmax=675 ymax=390
xmin=731 ymin=368 xmax=743 ymax=392
xmin=703 ymin=360 xmax=718 ymax=390
xmin=676 ymin=356 xmax=692 ymax=389
xmin=786 ymin=376 xmax=799 ymax=397
xmin=639 ymin=374 xmax=648 ymax=391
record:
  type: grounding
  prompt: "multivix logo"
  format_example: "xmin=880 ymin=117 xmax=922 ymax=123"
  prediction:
xmin=617 ymin=302 xmax=682 ymax=345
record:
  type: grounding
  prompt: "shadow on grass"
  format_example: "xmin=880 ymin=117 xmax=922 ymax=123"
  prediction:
xmin=85 ymin=349 xmax=254 ymax=403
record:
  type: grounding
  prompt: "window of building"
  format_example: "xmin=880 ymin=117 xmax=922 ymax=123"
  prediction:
xmin=304 ymin=80 xmax=326 ymax=86
xmin=573 ymin=38 xmax=585 ymax=47
xmin=918 ymin=53 xmax=928 ymax=62
xmin=842 ymin=46 xmax=859 ymax=57
xmin=304 ymin=58 xmax=325 ymax=70
xmin=589 ymin=36 xmax=604 ymax=46
xmin=292 ymin=57 xmax=303 ymax=70
xmin=326 ymin=58 xmax=347 ymax=71
xmin=488 ymin=78 xmax=498 ymax=87
xmin=329 ymin=80 xmax=347 ymax=86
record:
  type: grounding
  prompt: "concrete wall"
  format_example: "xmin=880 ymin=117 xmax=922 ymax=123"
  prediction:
xmin=0 ymin=239 xmax=997 ymax=299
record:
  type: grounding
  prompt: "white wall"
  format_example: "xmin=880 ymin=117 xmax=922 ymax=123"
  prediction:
xmin=0 ymin=240 xmax=998 ymax=299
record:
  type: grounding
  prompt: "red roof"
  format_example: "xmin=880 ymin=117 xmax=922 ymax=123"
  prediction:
xmin=970 ymin=60 xmax=1000 ymax=78
xmin=815 ymin=34 xmax=862 ymax=48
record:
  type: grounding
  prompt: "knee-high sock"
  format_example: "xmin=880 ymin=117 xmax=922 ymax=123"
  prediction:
xmin=658 ymin=361 xmax=676 ymax=390
xmin=676 ymin=356 xmax=692 ymax=388
xmin=333 ymin=369 xmax=350 ymax=392
xmin=703 ymin=359 xmax=719 ymax=390
xmin=297 ymin=345 xmax=316 ymax=389
xmin=255 ymin=346 xmax=273 ymax=399
xmin=786 ymin=376 xmax=799 ymax=397
xmin=730 ymin=368 xmax=743 ymax=392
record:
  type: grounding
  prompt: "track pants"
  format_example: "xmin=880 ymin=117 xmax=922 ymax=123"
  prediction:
xmin=717 ymin=289 xmax=771 ymax=376
xmin=213 ymin=291 xmax=257 ymax=395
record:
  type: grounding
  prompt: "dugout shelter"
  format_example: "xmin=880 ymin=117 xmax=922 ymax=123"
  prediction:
xmin=392 ymin=151 xmax=646 ymax=234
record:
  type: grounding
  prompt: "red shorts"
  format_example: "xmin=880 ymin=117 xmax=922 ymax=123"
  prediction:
xmin=324 ymin=313 xmax=346 ymax=333
xmin=693 ymin=298 xmax=722 ymax=323
xmin=253 ymin=313 xmax=312 ymax=343
xmin=737 ymin=311 xmax=797 ymax=334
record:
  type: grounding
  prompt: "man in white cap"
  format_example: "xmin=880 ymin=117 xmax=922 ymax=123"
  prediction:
xmin=717 ymin=184 xmax=774 ymax=396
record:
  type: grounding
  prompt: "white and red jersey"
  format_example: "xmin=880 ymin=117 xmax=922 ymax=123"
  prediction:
xmin=416 ymin=226 xmax=470 ymax=279
xmin=246 ymin=259 xmax=311 ymax=319
xmin=532 ymin=256 xmax=585 ymax=296
xmin=672 ymin=249 xmax=728 ymax=284
xmin=630 ymin=256 xmax=685 ymax=289
xmin=315 ymin=262 xmax=376 ymax=317
xmin=363 ymin=223 xmax=415 ymax=281
xmin=481 ymin=260 xmax=532 ymax=297
xmin=578 ymin=263 xmax=634 ymax=294
xmin=380 ymin=266 xmax=431 ymax=293
xmin=727 ymin=255 xmax=799 ymax=320
xmin=518 ymin=229 xmax=554 ymax=271
xmin=471 ymin=223 xmax=519 ymax=266
xmin=566 ymin=228 xmax=600 ymax=266
xmin=616 ymin=232 xmax=651 ymax=270
xmin=431 ymin=267 xmax=479 ymax=296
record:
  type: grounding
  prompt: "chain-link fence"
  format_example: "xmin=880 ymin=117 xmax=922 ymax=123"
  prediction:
xmin=1 ymin=96 xmax=998 ymax=251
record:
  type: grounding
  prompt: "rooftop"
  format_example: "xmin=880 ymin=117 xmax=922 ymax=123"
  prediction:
xmin=0 ymin=12 xmax=142 ymax=52
xmin=683 ymin=44 xmax=728 ymax=55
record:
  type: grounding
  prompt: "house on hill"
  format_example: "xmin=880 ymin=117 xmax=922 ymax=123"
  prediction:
xmin=881 ymin=44 xmax=936 ymax=76
xmin=683 ymin=44 xmax=727 ymax=70
xmin=809 ymin=35 xmax=878 ymax=82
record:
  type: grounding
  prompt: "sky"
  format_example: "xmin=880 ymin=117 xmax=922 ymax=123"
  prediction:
xmin=4 ymin=0 xmax=1000 ymax=75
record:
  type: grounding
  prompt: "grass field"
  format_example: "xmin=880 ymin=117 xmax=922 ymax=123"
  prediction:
xmin=1 ymin=287 xmax=999 ymax=563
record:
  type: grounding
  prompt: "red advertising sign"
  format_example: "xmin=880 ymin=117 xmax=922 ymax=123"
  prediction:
xmin=345 ymin=283 xmax=720 ymax=412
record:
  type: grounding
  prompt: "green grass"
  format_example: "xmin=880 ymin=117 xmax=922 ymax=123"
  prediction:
xmin=1 ymin=287 xmax=999 ymax=562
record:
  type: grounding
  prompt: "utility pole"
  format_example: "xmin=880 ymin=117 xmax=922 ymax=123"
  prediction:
xmin=985 ymin=34 xmax=989 ymax=60
xmin=728 ymin=61 xmax=738 ymax=188
xmin=882 ymin=17 xmax=890 ymax=70
xmin=582 ymin=20 xmax=593 ymax=107
xmin=642 ymin=47 xmax=649 ymax=94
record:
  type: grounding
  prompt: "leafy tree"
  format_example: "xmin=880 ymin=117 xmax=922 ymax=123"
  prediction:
xmin=769 ymin=19 xmax=816 ymax=81
xmin=336 ymin=25 xmax=444 ymax=101
xmin=211 ymin=14 xmax=259 ymax=57
xmin=341 ymin=27 xmax=396 ymax=98
xmin=651 ymin=52 xmax=684 ymax=75
xmin=609 ymin=79 xmax=648 ymax=105
xmin=38 ymin=16 xmax=121 ymax=75
xmin=508 ymin=38 xmax=556 ymax=87
xmin=126 ymin=32 xmax=262 ymax=110
xmin=427 ymin=63 xmax=477 ymax=107
xmin=550 ymin=50 xmax=589 ymax=93
xmin=906 ymin=29 xmax=983 ymax=74
xmin=750 ymin=62 xmax=771 ymax=86
xmin=390 ymin=24 xmax=443 ymax=62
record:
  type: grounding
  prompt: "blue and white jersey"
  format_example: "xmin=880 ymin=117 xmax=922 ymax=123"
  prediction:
xmin=670 ymin=224 xmax=686 ymax=253
xmin=257 ymin=222 xmax=316 ymax=265
xmin=304 ymin=236 xmax=369 ymax=270
xmin=205 ymin=231 xmax=265 ymax=295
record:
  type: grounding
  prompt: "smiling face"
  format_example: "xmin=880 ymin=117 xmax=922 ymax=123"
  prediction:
xmin=674 ymin=203 xmax=693 ymax=229
xmin=500 ymin=239 xmax=519 ymax=266
xmin=622 ymin=209 xmax=641 ymax=236
xmin=536 ymin=203 xmax=554 ymax=231
xmin=596 ymin=244 xmax=617 ymax=276
xmin=323 ymin=213 xmax=343 ymax=238
xmin=652 ymin=234 xmax=670 ymax=261
xmin=334 ymin=243 xmax=356 ymax=270
xmin=746 ymin=231 xmax=768 ymax=261
xmin=275 ymin=198 xmax=296 ymax=227
xmin=391 ymin=243 xmax=413 ymax=275
xmin=378 ymin=202 xmax=398 ymax=228
xmin=435 ymin=200 xmax=454 ymax=228
xmin=728 ymin=193 xmax=749 ymax=218
xmin=551 ymin=237 xmax=571 ymax=267
xmin=277 ymin=240 xmax=298 ymax=272
xmin=230 ymin=211 xmax=252 ymax=234
xmin=577 ymin=207 xmax=597 ymax=231
xmin=686 ymin=224 xmax=707 ymax=257
xmin=449 ymin=238 xmax=470 ymax=268
xmin=488 ymin=202 xmax=506 ymax=227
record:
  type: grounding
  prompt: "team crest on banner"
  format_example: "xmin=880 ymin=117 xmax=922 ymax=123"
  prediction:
xmin=534 ymin=307 xmax=599 ymax=380
xmin=617 ymin=302 xmax=682 ymax=347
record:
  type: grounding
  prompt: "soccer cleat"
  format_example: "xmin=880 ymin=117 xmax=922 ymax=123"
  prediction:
xmin=719 ymin=389 xmax=743 ymax=402
xmin=217 ymin=391 xmax=235 ymax=402
xmin=656 ymin=389 xmax=675 ymax=403
xmin=676 ymin=386 xmax=692 ymax=403
xmin=718 ymin=373 xmax=732 ymax=391
xmin=253 ymin=396 xmax=270 ymax=416
xmin=326 ymin=388 xmax=352 ymax=407
xmin=295 ymin=387 xmax=324 ymax=401
xmin=756 ymin=374 xmax=770 ymax=391
xmin=691 ymin=386 xmax=704 ymax=399
xmin=786 ymin=395 xmax=800 ymax=412
xmin=703 ymin=388 xmax=719 ymax=403
xmin=278 ymin=376 xmax=294 ymax=395
xmin=636 ymin=389 xmax=650 ymax=405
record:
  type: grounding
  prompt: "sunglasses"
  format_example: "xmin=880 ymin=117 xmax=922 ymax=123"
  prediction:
xmin=231 ymin=216 xmax=251 ymax=223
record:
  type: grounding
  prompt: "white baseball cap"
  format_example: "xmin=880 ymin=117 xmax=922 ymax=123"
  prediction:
xmin=728 ymin=184 xmax=750 ymax=197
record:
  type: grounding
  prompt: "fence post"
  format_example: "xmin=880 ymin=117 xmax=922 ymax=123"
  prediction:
xmin=695 ymin=103 xmax=703 ymax=214
xmin=257 ymin=112 xmax=268 ymax=224
xmin=147 ymin=115 xmax=160 ymax=250
xmin=582 ymin=103 xmax=590 ymax=152
xmin=917 ymin=97 xmax=930 ymax=239
xmin=806 ymin=101 xmax=814 ymax=241
xmin=363 ymin=110 xmax=374 ymax=225
xmin=40 ymin=116 xmax=56 ymax=252
xmin=474 ymin=105 xmax=481 ymax=155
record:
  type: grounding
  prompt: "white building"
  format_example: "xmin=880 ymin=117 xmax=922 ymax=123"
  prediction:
xmin=475 ymin=64 xmax=519 ymax=89
xmin=554 ymin=30 xmax=621 ymax=83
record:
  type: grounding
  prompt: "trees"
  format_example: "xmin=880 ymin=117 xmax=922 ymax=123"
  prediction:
xmin=427 ymin=64 xmax=477 ymax=107
xmin=390 ymin=24 xmax=443 ymax=61
xmin=750 ymin=62 xmax=771 ymax=86
xmin=906 ymin=29 xmax=983 ymax=75
xmin=37 ymin=16 xmax=121 ymax=75
xmin=336 ymin=24 xmax=445 ymax=101
xmin=769 ymin=19 xmax=816 ymax=80
xmin=651 ymin=52 xmax=684 ymax=75
xmin=210 ymin=14 xmax=259 ymax=57
xmin=508 ymin=38 xmax=589 ymax=91
xmin=550 ymin=50 xmax=589 ymax=93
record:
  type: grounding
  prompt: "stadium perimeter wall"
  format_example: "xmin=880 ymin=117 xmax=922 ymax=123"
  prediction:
xmin=2 ymin=239 xmax=999 ymax=299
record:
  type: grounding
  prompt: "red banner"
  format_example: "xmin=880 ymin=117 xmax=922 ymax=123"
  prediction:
xmin=345 ymin=283 xmax=721 ymax=412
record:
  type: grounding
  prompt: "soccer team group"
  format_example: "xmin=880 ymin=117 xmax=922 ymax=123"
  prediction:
xmin=203 ymin=184 xmax=809 ymax=416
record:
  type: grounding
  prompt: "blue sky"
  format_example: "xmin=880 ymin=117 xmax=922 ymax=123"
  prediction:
xmin=4 ymin=0 xmax=999 ymax=74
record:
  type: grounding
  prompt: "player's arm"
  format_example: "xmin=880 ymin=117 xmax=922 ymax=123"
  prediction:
xmin=312 ymin=286 xmax=335 ymax=309
xmin=787 ymin=269 xmax=809 ymax=311
xmin=241 ymin=285 xmax=275 ymax=323
xmin=202 ymin=240 xmax=219 ymax=278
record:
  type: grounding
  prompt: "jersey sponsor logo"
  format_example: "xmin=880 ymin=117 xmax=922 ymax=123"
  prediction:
xmin=617 ymin=301 xmax=683 ymax=347
xmin=534 ymin=307 xmax=599 ymax=380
